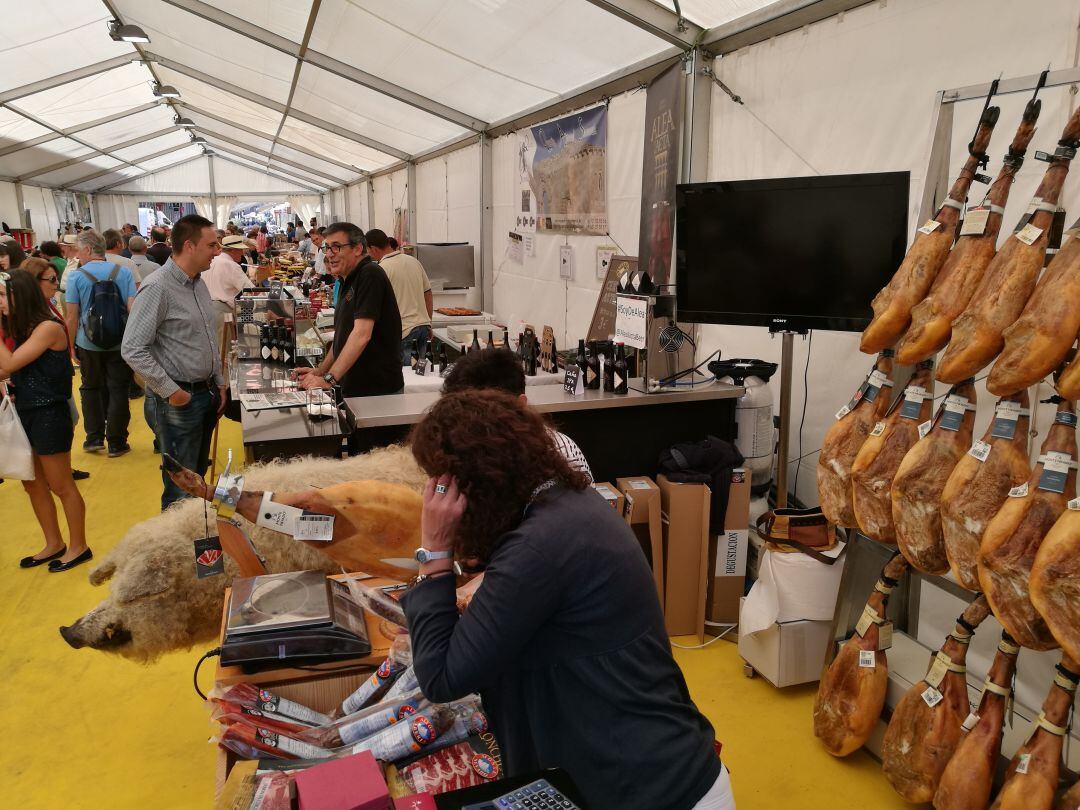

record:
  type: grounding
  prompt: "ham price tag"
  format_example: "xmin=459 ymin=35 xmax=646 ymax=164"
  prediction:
xmin=835 ymin=405 xmax=851 ymax=421
xmin=1016 ymin=753 xmax=1031 ymax=775
xmin=900 ymin=386 xmax=929 ymax=420
xmin=924 ymin=654 xmax=950 ymax=688
xmin=918 ymin=420 xmax=933 ymax=439
xmin=969 ymin=440 xmax=992 ymax=462
xmin=864 ymin=370 xmax=889 ymax=403
xmin=918 ymin=220 xmax=942 ymax=235
xmin=859 ymin=650 xmax=875 ymax=669
xmin=878 ymin=623 xmax=893 ymax=651
xmin=1069 ymin=497 xmax=1080 ymax=510
xmin=962 ymin=712 xmax=980 ymax=732
xmin=1015 ymin=223 xmax=1044 ymax=245
xmin=870 ymin=421 xmax=886 ymax=437
xmin=1009 ymin=482 xmax=1029 ymax=498
xmin=295 ymin=513 xmax=334 ymax=542
xmin=939 ymin=396 xmax=970 ymax=432
xmin=960 ymin=206 xmax=990 ymax=236
xmin=922 ymin=686 xmax=944 ymax=708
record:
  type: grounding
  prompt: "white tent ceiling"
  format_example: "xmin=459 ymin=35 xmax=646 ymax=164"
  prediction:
xmin=0 ymin=0 xmax=785 ymax=196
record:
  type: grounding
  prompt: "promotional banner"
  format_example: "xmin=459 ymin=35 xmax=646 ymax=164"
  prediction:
xmin=638 ymin=62 xmax=683 ymax=286
xmin=517 ymin=104 xmax=608 ymax=235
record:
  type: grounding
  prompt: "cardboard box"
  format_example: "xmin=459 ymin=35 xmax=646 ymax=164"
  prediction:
xmin=616 ymin=476 xmax=664 ymax=603
xmin=657 ymin=474 xmax=710 ymax=641
xmin=706 ymin=468 xmax=752 ymax=628
xmin=296 ymin=750 xmax=390 ymax=810
xmin=591 ymin=482 xmax=624 ymax=514
xmin=737 ymin=598 xmax=832 ymax=688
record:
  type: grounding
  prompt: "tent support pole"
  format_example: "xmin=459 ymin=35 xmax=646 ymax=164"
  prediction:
xmin=479 ymin=133 xmax=493 ymax=313
xmin=343 ymin=183 xmax=352 ymax=222
xmin=406 ymin=161 xmax=417 ymax=244
xmin=366 ymin=182 xmax=375 ymax=232
xmin=208 ymin=154 xmax=218 ymax=228
xmin=13 ymin=182 xmax=26 ymax=229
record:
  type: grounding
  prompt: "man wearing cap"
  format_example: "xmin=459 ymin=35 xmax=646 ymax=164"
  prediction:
xmin=203 ymin=234 xmax=254 ymax=352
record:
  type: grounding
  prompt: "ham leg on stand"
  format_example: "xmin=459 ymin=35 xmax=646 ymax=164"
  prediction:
xmin=881 ymin=595 xmax=992 ymax=803
xmin=1031 ymin=506 xmax=1080 ymax=664
xmin=979 ymin=398 xmax=1078 ymax=649
xmin=851 ymin=360 xmax=935 ymax=543
xmin=934 ymin=632 xmax=1021 ymax=810
xmin=817 ymin=351 xmax=895 ymax=527
xmin=892 ymin=378 xmax=978 ymax=573
xmin=813 ymin=554 xmax=908 ymax=756
xmin=941 ymin=391 xmax=1032 ymax=590
xmin=162 ymin=454 xmax=423 ymax=580
xmin=939 ymin=104 xmax=1080 ymax=384
xmin=897 ymin=92 xmax=1043 ymax=364
xmin=989 ymin=658 xmax=1079 ymax=810
xmin=860 ymin=102 xmax=1000 ymax=354
xmin=1058 ymin=332 xmax=1080 ymax=400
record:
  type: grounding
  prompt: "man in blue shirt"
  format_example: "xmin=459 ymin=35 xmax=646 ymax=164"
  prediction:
xmin=64 ymin=230 xmax=137 ymax=457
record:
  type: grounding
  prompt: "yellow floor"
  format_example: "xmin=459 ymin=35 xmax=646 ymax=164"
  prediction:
xmin=0 ymin=401 xmax=910 ymax=809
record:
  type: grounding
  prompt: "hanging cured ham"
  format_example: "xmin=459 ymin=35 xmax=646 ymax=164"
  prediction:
xmin=881 ymin=595 xmax=991 ymax=803
xmin=162 ymin=455 xmax=423 ymax=580
xmin=989 ymin=658 xmax=1079 ymax=810
xmin=817 ymin=351 xmax=895 ymax=527
xmin=897 ymin=97 xmax=1042 ymax=364
xmin=860 ymin=107 xmax=999 ymax=354
xmin=941 ymin=392 xmax=1032 ymax=590
xmin=851 ymin=360 xmax=935 ymax=543
xmin=939 ymin=105 xmax=1080 ymax=384
xmin=1031 ymin=506 xmax=1080 ymax=664
xmin=1058 ymin=779 xmax=1080 ymax=810
xmin=1054 ymin=331 xmax=1080 ymax=400
xmin=933 ymin=632 xmax=1021 ymax=810
xmin=813 ymin=554 xmax=907 ymax=756
xmin=978 ymin=398 xmax=1078 ymax=649
xmin=892 ymin=378 xmax=977 ymax=573
xmin=989 ymin=221 xmax=1080 ymax=394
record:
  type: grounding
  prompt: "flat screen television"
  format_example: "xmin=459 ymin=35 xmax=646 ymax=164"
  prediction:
xmin=675 ymin=172 xmax=909 ymax=332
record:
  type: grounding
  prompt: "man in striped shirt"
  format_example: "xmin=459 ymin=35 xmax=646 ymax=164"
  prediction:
xmin=441 ymin=347 xmax=593 ymax=483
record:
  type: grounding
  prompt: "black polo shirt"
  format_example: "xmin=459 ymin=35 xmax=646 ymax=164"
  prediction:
xmin=333 ymin=255 xmax=404 ymax=397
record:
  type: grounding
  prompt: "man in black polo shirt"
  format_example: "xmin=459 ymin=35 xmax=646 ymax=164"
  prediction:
xmin=296 ymin=222 xmax=403 ymax=400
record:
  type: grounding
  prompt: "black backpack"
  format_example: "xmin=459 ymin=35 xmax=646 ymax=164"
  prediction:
xmin=77 ymin=265 xmax=128 ymax=349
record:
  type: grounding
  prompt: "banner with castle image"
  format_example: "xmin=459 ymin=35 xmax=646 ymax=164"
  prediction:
xmin=517 ymin=104 xmax=608 ymax=235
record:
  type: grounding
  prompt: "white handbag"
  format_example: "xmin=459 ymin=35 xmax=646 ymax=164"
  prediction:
xmin=0 ymin=388 xmax=35 ymax=480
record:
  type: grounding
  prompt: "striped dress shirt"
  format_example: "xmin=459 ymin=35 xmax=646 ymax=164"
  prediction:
xmin=121 ymin=257 xmax=223 ymax=399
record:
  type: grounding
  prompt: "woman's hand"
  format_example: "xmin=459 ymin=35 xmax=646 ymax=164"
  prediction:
xmin=422 ymin=475 xmax=466 ymax=554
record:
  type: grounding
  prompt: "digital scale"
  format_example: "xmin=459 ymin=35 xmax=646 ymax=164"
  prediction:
xmin=221 ymin=571 xmax=371 ymax=672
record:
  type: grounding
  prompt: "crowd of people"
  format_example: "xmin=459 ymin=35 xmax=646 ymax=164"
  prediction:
xmin=0 ymin=212 xmax=438 ymax=563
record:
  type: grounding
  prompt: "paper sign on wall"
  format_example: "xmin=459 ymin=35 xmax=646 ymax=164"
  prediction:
xmin=508 ymin=232 xmax=523 ymax=264
xmin=560 ymin=244 xmax=574 ymax=280
xmin=615 ymin=294 xmax=648 ymax=350
xmin=597 ymin=245 xmax=617 ymax=280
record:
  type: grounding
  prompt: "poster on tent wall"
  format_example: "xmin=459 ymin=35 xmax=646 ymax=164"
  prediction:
xmin=518 ymin=104 xmax=608 ymax=235
xmin=638 ymin=62 xmax=683 ymax=287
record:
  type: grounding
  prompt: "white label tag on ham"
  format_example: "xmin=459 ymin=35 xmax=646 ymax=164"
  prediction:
xmin=969 ymin=441 xmax=992 ymax=462
xmin=918 ymin=420 xmax=932 ymax=439
xmin=868 ymin=370 xmax=889 ymax=389
xmin=921 ymin=686 xmax=944 ymax=708
xmin=835 ymin=405 xmax=851 ymax=421
xmin=962 ymin=712 xmax=980 ymax=732
xmin=1015 ymin=223 xmax=1044 ymax=245
xmin=924 ymin=654 xmax=950 ymax=688
xmin=295 ymin=513 xmax=334 ymax=542
xmin=870 ymin=421 xmax=886 ymax=437
xmin=878 ymin=622 xmax=893 ymax=650
xmin=918 ymin=220 xmax=942 ymax=235
xmin=1016 ymin=753 xmax=1031 ymax=775
xmin=859 ymin=650 xmax=875 ymax=668
xmin=1009 ymin=482 xmax=1029 ymax=498
xmin=960 ymin=206 xmax=990 ymax=236
xmin=1069 ymin=497 xmax=1080 ymax=511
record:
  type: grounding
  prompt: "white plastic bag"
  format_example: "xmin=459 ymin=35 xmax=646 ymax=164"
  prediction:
xmin=0 ymin=391 xmax=35 ymax=480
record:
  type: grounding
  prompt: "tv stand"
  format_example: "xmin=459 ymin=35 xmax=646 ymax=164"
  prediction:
xmin=769 ymin=327 xmax=808 ymax=508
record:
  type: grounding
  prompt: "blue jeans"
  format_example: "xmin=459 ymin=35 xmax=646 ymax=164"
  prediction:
xmin=155 ymin=388 xmax=220 ymax=512
xmin=144 ymin=387 xmax=159 ymax=443
xmin=401 ymin=325 xmax=432 ymax=366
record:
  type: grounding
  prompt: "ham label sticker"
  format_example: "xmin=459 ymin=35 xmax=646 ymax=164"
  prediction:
xmin=969 ymin=440 xmax=991 ymax=462
xmin=917 ymin=220 xmax=942 ymax=235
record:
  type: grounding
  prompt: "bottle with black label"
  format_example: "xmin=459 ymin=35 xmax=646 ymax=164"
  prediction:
xmin=279 ymin=325 xmax=292 ymax=364
xmin=502 ymin=328 xmax=511 ymax=353
xmin=410 ymin=339 xmax=420 ymax=369
xmin=602 ymin=342 xmax=615 ymax=392
xmin=576 ymin=339 xmax=588 ymax=375
xmin=614 ymin=342 xmax=628 ymax=394
xmin=487 ymin=330 xmax=494 ymax=350
xmin=517 ymin=332 xmax=526 ymax=369
xmin=438 ymin=342 xmax=448 ymax=373
xmin=425 ymin=339 xmax=434 ymax=366
xmin=270 ymin=325 xmax=281 ymax=362
xmin=471 ymin=329 xmax=481 ymax=354
xmin=586 ymin=341 xmax=600 ymax=390
xmin=260 ymin=324 xmax=272 ymax=361
xmin=525 ymin=333 xmax=537 ymax=376
xmin=631 ymin=269 xmax=654 ymax=295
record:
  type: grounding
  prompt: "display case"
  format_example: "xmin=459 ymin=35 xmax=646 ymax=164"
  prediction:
xmin=233 ymin=287 xmax=323 ymax=365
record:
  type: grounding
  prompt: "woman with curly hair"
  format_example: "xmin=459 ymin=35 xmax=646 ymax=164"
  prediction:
xmin=402 ymin=390 xmax=734 ymax=810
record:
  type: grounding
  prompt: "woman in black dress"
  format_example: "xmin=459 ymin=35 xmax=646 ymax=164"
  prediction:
xmin=0 ymin=269 xmax=90 ymax=571
xmin=402 ymin=390 xmax=735 ymax=810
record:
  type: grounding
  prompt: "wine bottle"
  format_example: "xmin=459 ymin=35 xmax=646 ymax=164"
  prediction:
xmin=260 ymin=324 xmax=271 ymax=361
xmin=631 ymin=269 xmax=653 ymax=295
xmin=502 ymin=328 xmax=511 ymax=353
xmin=614 ymin=342 xmax=628 ymax=394
xmin=410 ymin=339 xmax=420 ymax=369
xmin=471 ymin=329 xmax=481 ymax=354
xmin=438 ymin=342 xmax=448 ymax=372
xmin=279 ymin=325 xmax=292 ymax=364
xmin=525 ymin=334 xmax=537 ymax=376
xmin=576 ymin=339 xmax=587 ymax=375
xmin=518 ymin=333 xmax=526 ymax=368
xmin=425 ymin=339 xmax=434 ymax=366
xmin=586 ymin=341 xmax=600 ymax=390
xmin=486 ymin=330 xmax=494 ymax=350
xmin=603 ymin=342 xmax=615 ymax=392
xmin=270 ymin=325 xmax=281 ymax=362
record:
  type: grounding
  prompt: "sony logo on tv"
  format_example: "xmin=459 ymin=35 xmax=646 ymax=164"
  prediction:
xmin=771 ymin=317 xmax=788 ymax=323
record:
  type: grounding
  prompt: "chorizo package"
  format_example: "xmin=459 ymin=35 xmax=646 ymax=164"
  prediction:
xmin=215 ymin=720 xmax=335 ymax=761
xmin=212 ymin=683 xmax=332 ymax=729
xmin=297 ymin=689 xmax=430 ymax=748
xmin=348 ymin=705 xmax=456 ymax=763
xmin=335 ymin=635 xmax=414 ymax=718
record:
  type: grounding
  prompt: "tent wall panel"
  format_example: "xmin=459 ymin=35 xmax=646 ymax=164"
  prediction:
xmin=95 ymin=194 xmax=140 ymax=231
xmin=372 ymin=170 xmax=407 ymax=234
xmin=0 ymin=182 xmax=23 ymax=232
xmin=110 ymin=157 xmax=212 ymax=195
xmin=492 ymin=90 xmax=645 ymax=346
xmin=21 ymin=184 xmax=62 ymax=239
xmin=345 ymin=182 xmax=368 ymax=228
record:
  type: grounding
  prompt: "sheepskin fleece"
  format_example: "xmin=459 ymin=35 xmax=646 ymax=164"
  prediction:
xmin=68 ymin=445 xmax=425 ymax=662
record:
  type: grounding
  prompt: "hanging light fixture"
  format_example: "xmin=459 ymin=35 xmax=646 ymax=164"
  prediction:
xmin=153 ymin=83 xmax=180 ymax=99
xmin=108 ymin=20 xmax=150 ymax=43
xmin=192 ymin=136 xmax=207 ymax=145
xmin=175 ymin=117 xmax=196 ymax=128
